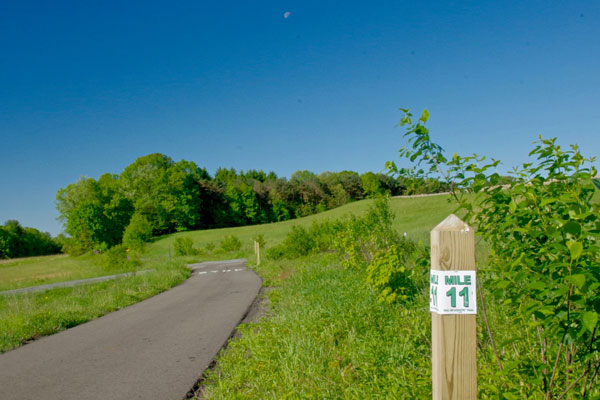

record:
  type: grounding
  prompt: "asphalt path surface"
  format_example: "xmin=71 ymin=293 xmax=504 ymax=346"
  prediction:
xmin=0 ymin=259 xmax=262 ymax=400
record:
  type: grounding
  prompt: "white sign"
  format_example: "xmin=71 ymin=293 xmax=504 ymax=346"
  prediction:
xmin=429 ymin=270 xmax=477 ymax=315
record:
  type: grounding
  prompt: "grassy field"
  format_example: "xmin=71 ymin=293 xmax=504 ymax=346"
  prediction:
xmin=146 ymin=194 xmax=457 ymax=258
xmin=0 ymin=194 xmax=454 ymax=353
xmin=0 ymin=254 xmax=140 ymax=291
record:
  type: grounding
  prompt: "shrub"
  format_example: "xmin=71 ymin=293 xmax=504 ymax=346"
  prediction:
xmin=101 ymin=244 xmax=140 ymax=270
xmin=309 ymin=220 xmax=341 ymax=252
xmin=277 ymin=226 xmax=316 ymax=259
xmin=204 ymin=242 xmax=216 ymax=252
xmin=174 ymin=237 xmax=196 ymax=256
xmin=334 ymin=197 xmax=400 ymax=269
xmin=366 ymin=240 xmax=426 ymax=304
xmin=122 ymin=213 xmax=153 ymax=251
xmin=252 ymin=234 xmax=266 ymax=248
xmin=265 ymin=246 xmax=285 ymax=260
xmin=220 ymin=235 xmax=242 ymax=252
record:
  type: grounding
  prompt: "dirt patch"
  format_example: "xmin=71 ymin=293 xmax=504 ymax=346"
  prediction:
xmin=185 ymin=286 xmax=274 ymax=399
xmin=276 ymin=267 xmax=296 ymax=282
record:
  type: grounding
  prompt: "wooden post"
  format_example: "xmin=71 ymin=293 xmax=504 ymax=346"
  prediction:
xmin=256 ymin=242 xmax=261 ymax=265
xmin=431 ymin=214 xmax=477 ymax=399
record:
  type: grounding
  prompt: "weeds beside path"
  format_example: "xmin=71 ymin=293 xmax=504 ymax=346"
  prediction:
xmin=198 ymin=255 xmax=432 ymax=399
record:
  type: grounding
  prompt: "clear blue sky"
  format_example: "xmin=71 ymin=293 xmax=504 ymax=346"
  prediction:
xmin=1 ymin=0 xmax=599 ymax=236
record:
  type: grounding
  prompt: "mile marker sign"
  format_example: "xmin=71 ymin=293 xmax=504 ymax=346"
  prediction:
xmin=429 ymin=270 xmax=477 ymax=314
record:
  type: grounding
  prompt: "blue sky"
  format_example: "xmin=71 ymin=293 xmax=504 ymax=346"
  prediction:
xmin=1 ymin=0 xmax=599 ymax=236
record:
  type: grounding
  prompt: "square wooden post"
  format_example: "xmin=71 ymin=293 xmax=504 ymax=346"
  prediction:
xmin=431 ymin=214 xmax=477 ymax=399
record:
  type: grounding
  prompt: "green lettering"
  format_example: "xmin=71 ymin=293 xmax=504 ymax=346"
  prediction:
xmin=446 ymin=287 xmax=456 ymax=307
xmin=459 ymin=287 xmax=469 ymax=307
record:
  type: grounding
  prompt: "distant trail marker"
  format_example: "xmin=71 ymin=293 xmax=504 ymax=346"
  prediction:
xmin=430 ymin=214 xmax=477 ymax=399
xmin=254 ymin=241 xmax=261 ymax=265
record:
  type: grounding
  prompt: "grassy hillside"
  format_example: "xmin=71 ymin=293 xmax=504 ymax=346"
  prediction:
xmin=146 ymin=194 xmax=456 ymax=258
xmin=1 ymin=194 xmax=454 ymax=291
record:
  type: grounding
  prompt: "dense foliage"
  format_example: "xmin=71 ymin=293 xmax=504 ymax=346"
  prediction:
xmin=56 ymin=153 xmax=449 ymax=254
xmin=393 ymin=108 xmax=600 ymax=398
xmin=0 ymin=220 xmax=61 ymax=259
xmin=267 ymin=198 xmax=428 ymax=304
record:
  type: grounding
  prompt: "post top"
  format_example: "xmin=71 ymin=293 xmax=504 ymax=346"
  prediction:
xmin=432 ymin=214 xmax=472 ymax=233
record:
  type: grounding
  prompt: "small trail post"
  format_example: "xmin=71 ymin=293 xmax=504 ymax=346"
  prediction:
xmin=256 ymin=242 xmax=261 ymax=265
xmin=430 ymin=214 xmax=477 ymax=399
xmin=254 ymin=241 xmax=261 ymax=265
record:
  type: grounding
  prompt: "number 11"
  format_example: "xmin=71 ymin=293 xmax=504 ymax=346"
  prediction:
xmin=446 ymin=287 xmax=469 ymax=308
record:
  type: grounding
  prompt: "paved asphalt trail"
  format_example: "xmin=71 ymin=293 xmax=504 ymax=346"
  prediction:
xmin=0 ymin=259 xmax=262 ymax=400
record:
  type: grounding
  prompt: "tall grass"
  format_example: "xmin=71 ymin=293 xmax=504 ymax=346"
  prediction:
xmin=200 ymin=255 xmax=432 ymax=399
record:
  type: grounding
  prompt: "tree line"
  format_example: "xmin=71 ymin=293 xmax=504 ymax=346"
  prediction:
xmin=0 ymin=220 xmax=62 ymax=259
xmin=55 ymin=153 xmax=449 ymax=254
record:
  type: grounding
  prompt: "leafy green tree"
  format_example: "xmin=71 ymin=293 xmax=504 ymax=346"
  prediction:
xmin=290 ymin=170 xmax=326 ymax=216
xmin=56 ymin=176 xmax=133 ymax=253
xmin=0 ymin=234 xmax=9 ymax=259
xmin=361 ymin=172 xmax=386 ymax=197
xmin=122 ymin=213 xmax=153 ymax=251
xmin=119 ymin=153 xmax=176 ymax=234
xmin=119 ymin=154 xmax=209 ymax=234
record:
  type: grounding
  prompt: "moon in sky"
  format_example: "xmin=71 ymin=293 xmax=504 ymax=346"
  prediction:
xmin=283 ymin=11 xmax=291 ymax=19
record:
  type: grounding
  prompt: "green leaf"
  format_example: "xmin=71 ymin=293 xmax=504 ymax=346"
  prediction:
xmin=562 ymin=221 xmax=581 ymax=236
xmin=496 ymin=280 xmax=511 ymax=289
xmin=582 ymin=311 xmax=598 ymax=332
xmin=566 ymin=274 xmax=586 ymax=289
xmin=592 ymin=179 xmax=600 ymax=191
xmin=528 ymin=281 xmax=546 ymax=291
xmin=566 ymin=241 xmax=583 ymax=260
xmin=539 ymin=198 xmax=557 ymax=207
xmin=419 ymin=109 xmax=430 ymax=123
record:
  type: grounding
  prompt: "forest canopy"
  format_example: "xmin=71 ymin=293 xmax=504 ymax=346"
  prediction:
xmin=0 ymin=220 xmax=62 ymax=259
xmin=56 ymin=153 xmax=449 ymax=254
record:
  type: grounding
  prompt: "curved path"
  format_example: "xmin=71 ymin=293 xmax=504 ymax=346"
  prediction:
xmin=0 ymin=259 xmax=262 ymax=400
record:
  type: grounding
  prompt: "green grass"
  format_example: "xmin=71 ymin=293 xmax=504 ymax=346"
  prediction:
xmin=199 ymin=255 xmax=432 ymax=399
xmin=0 ymin=253 xmax=140 ymax=291
xmin=0 ymin=261 xmax=189 ymax=352
xmin=146 ymin=194 xmax=456 ymax=258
